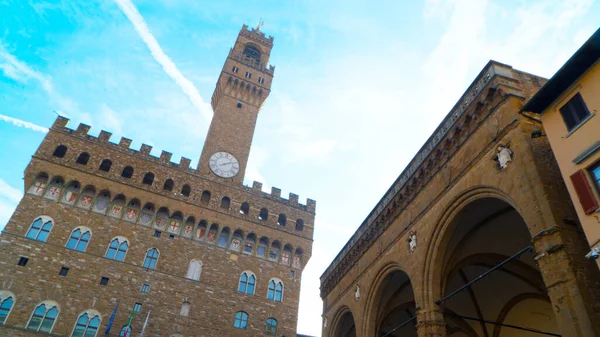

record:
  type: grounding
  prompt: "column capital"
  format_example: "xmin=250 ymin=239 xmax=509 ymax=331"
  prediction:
xmin=416 ymin=308 xmax=446 ymax=337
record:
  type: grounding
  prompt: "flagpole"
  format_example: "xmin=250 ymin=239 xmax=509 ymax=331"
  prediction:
xmin=104 ymin=301 xmax=120 ymax=337
xmin=139 ymin=310 xmax=151 ymax=337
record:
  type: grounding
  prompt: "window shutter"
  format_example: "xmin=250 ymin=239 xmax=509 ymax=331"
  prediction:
xmin=570 ymin=170 xmax=599 ymax=214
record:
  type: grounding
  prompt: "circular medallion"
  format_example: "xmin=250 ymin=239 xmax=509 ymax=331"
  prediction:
xmin=209 ymin=152 xmax=240 ymax=178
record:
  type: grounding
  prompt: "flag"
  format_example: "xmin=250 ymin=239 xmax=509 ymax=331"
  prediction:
xmin=104 ymin=301 xmax=119 ymax=336
xmin=139 ymin=310 xmax=151 ymax=337
xmin=123 ymin=305 xmax=136 ymax=337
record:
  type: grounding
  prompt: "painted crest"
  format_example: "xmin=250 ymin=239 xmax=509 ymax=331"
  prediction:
xmin=139 ymin=212 xmax=152 ymax=225
xmin=168 ymin=220 xmax=180 ymax=233
xmin=281 ymin=252 xmax=290 ymax=265
xmin=94 ymin=199 xmax=108 ymax=212
xmin=110 ymin=205 xmax=123 ymax=217
xmin=126 ymin=209 xmax=138 ymax=220
xmin=79 ymin=195 xmax=93 ymax=208
xmin=207 ymin=232 xmax=216 ymax=242
xmin=183 ymin=225 xmax=193 ymax=237
xmin=28 ymin=181 xmax=46 ymax=196
xmin=292 ymin=256 xmax=301 ymax=269
xmin=62 ymin=190 xmax=77 ymax=204
xmin=230 ymin=239 xmax=241 ymax=250
xmin=45 ymin=186 xmax=61 ymax=200
xmin=196 ymin=228 xmax=206 ymax=240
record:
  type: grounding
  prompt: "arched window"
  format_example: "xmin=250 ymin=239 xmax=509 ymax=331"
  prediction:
xmin=218 ymin=227 xmax=230 ymax=247
xmin=180 ymin=302 xmax=190 ymax=317
xmin=119 ymin=326 xmax=131 ymax=337
xmin=138 ymin=203 xmax=155 ymax=226
xmin=220 ymin=196 xmax=230 ymax=209
xmin=257 ymin=237 xmax=269 ymax=259
xmin=143 ymin=248 xmax=159 ymax=270
xmin=234 ymin=311 xmax=248 ymax=329
xmin=265 ymin=318 xmax=277 ymax=336
xmin=154 ymin=207 xmax=169 ymax=230
xmin=53 ymin=145 xmax=67 ymax=158
xmin=62 ymin=180 xmax=81 ymax=205
xmin=259 ymin=208 xmax=268 ymax=221
xmin=207 ymin=223 xmax=218 ymax=243
xmin=196 ymin=220 xmax=207 ymax=240
xmin=93 ymin=190 xmax=111 ymax=214
xmin=182 ymin=217 xmax=195 ymax=238
xmin=72 ymin=311 xmax=101 ymax=337
xmin=186 ymin=260 xmax=202 ymax=281
xmin=27 ymin=301 xmax=59 ymax=332
xmin=282 ymin=244 xmax=293 ymax=265
xmin=78 ymin=185 xmax=95 ymax=210
xmin=267 ymin=279 xmax=283 ymax=302
xmin=240 ymin=202 xmax=250 ymax=215
xmin=142 ymin=172 xmax=154 ymax=185
xmin=66 ymin=228 xmax=91 ymax=252
xmin=296 ymin=219 xmax=305 ymax=231
xmin=121 ymin=166 xmax=134 ymax=178
xmin=44 ymin=176 xmax=64 ymax=201
xmin=124 ymin=199 xmax=140 ymax=223
xmin=243 ymin=44 xmax=261 ymax=61
xmin=0 ymin=291 xmax=15 ymax=324
xmin=109 ymin=194 xmax=126 ymax=218
xmin=26 ymin=216 xmax=53 ymax=242
xmin=76 ymin=152 xmax=90 ymax=165
xmin=277 ymin=214 xmax=286 ymax=226
xmin=201 ymin=190 xmax=211 ymax=205
xmin=105 ymin=237 xmax=128 ymax=261
xmin=238 ymin=271 xmax=256 ymax=295
xmin=99 ymin=159 xmax=112 ymax=172
xmin=181 ymin=184 xmax=191 ymax=197
xmin=269 ymin=241 xmax=280 ymax=262
xmin=163 ymin=179 xmax=174 ymax=191
xmin=293 ymin=248 xmax=303 ymax=269
xmin=230 ymin=230 xmax=243 ymax=251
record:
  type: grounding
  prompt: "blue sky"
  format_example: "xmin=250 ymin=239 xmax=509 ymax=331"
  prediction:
xmin=0 ymin=0 xmax=599 ymax=335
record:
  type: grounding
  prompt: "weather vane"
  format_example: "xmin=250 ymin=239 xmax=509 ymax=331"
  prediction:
xmin=257 ymin=18 xmax=264 ymax=31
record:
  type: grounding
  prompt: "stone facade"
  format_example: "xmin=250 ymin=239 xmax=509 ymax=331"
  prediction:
xmin=321 ymin=61 xmax=600 ymax=337
xmin=0 ymin=25 xmax=315 ymax=337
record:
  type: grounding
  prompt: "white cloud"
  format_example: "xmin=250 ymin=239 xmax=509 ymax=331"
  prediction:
xmin=0 ymin=114 xmax=49 ymax=133
xmin=114 ymin=0 xmax=213 ymax=121
xmin=0 ymin=43 xmax=53 ymax=92
xmin=245 ymin=145 xmax=269 ymax=187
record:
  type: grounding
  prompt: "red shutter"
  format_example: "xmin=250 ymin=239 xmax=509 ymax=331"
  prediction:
xmin=570 ymin=169 xmax=600 ymax=214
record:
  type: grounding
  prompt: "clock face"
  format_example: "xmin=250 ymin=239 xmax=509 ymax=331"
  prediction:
xmin=209 ymin=152 xmax=240 ymax=178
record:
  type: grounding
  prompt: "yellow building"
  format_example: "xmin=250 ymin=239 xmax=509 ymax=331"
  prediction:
xmin=523 ymin=27 xmax=600 ymax=269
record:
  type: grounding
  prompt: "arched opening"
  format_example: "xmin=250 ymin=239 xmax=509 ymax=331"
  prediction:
xmin=220 ymin=196 xmax=231 ymax=209
xmin=181 ymin=184 xmax=191 ymax=197
xmin=201 ymin=190 xmax=211 ymax=205
xmin=163 ymin=179 xmax=174 ymax=191
xmin=53 ymin=145 xmax=67 ymax=158
xmin=369 ymin=269 xmax=417 ymax=337
xmin=142 ymin=172 xmax=154 ymax=185
xmin=76 ymin=152 xmax=90 ymax=165
xmin=277 ymin=214 xmax=286 ymax=226
xmin=259 ymin=208 xmax=269 ymax=221
xmin=436 ymin=197 xmax=558 ymax=337
xmin=99 ymin=159 xmax=112 ymax=172
xmin=121 ymin=166 xmax=134 ymax=178
xmin=243 ymin=44 xmax=261 ymax=62
xmin=333 ymin=309 xmax=356 ymax=337
xmin=240 ymin=202 xmax=250 ymax=215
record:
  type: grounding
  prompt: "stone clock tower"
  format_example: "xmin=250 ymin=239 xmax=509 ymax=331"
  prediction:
xmin=198 ymin=24 xmax=275 ymax=185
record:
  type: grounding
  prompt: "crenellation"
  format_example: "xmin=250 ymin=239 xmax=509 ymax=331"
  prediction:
xmin=118 ymin=137 xmax=132 ymax=149
xmin=271 ymin=187 xmax=281 ymax=198
xmin=75 ymin=123 xmax=91 ymax=136
xmin=159 ymin=150 xmax=173 ymax=164
xmin=98 ymin=130 xmax=112 ymax=142
xmin=306 ymin=199 xmax=317 ymax=213
xmin=179 ymin=157 xmax=191 ymax=169
xmin=252 ymin=181 xmax=263 ymax=191
xmin=52 ymin=116 xmax=69 ymax=129
xmin=140 ymin=144 xmax=153 ymax=155
xmin=289 ymin=193 xmax=299 ymax=204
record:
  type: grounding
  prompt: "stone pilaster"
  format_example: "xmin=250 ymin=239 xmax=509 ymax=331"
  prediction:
xmin=416 ymin=309 xmax=447 ymax=337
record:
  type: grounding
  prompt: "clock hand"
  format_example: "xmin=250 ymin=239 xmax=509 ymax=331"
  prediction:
xmin=218 ymin=163 xmax=232 ymax=167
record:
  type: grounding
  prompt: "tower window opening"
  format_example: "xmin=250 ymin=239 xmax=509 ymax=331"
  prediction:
xmin=243 ymin=45 xmax=261 ymax=62
xmin=121 ymin=166 xmax=134 ymax=178
xmin=237 ymin=102 xmax=242 ymax=109
xmin=143 ymin=172 xmax=154 ymax=185
xmin=76 ymin=152 xmax=90 ymax=165
xmin=53 ymin=145 xmax=67 ymax=158
xmin=258 ymin=77 xmax=265 ymax=84
xmin=245 ymin=71 xmax=252 ymax=79
xmin=232 ymin=66 xmax=239 ymax=73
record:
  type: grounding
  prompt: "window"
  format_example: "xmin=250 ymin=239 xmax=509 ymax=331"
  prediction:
xmin=168 ymin=234 xmax=175 ymax=240
xmin=26 ymin=216 xmax=53 ymax=242
xmin=76 ymin=152 xmax=90 ymax=165
xmin=201 ymin=190 xmax=211 ymax=205
xmin=265 ymin=318 xmax=277 ymax=335
xmin=179 ymin=302 xmax=190 ymax=317
xmin=59 ymin=267 xmax=69 ymax=276
xmin=234 ymin=311 xmax=248 ymax=329
xmin=99 ymin=159 xmax=112 ymax=172
xmin=244 ymin=233 xmax=256 ymax=254
xmin=18 ymin=257 xmax=29 ymax=266
xmin=53 ymin=145 xmax=67 ymax=158
xmin=269 ymin=241 xmax=280 ymax=262
xmin=119 ymin=326 xmax=131 ymax=337
xmin=106 ymin=238 xmax=128 ymax=261
xmin=66 ymin=228 xmax=91 ymax=252
xmin=181 ymin=184 xmax=191 ymax=197
xmin=140 ymin=284 xmax=150 ymax=293
xmin=238 ymin=272 xmax=256 ymax=295
xmin=237 ymin=102 xmax=242 ymax=108
xmin=143 ymin=248 xmax=159 ymax=270
xmin=277 ymin=214 xmax=286 ymax=226
xmin=240 ymin=202 xmax=250 ymax=215
xmin=186 ymin=260 xmax=203 ymax=281
xmin=163 ymin=179 xmax=174 ymax=191
xmin=290 ymin=270 xmax=295 ymax=278
xmin=257 ymin=237 xmax=269 ymax=259
xmin=218 ymin=228 xmax=230 ymax=247
xmin=220 ymin=196 xmax=231 ymax=209
xmin=27 ymin=302 xmax=59 ymax=332
xmin=590 ymin=161 xmax=600 ymax=194
xmin=570 ymin=169 xmax=600 ymax=214
xmin=258 ymin=77 xmax=265 ymax=84
xmin=72 ymin=311 xmax=101 ymax=337
xmin=243 ymin=45 xmax=261 ymax=61
xmin=232 ymin=66 xmax=239 ymax=73
xmin=142 ymin=172 xmax=154 ymax=185
xmin=0 ymin=293 xmax=14 ymax=324
xmin=133 ymin=303 xmax=142 ymax=313
xmin=296 ymin=219 xmax=305 ymax=231
xmin=259 ymin=208 xmax=268 ymax=221
xmin=153 ymin=231 xmax=162 ymax=238
xmin=245 ymin=71 xmax=252 ymax=79
xmin=560 ymin=93 xmax=591 ymax=131
xmin=267 ymin=279 xmax=283 ymax=302
xmin=121 ymin=166 xmax=134 ymax=178
xmin=99 ymin=277 xmax=109 ymax=286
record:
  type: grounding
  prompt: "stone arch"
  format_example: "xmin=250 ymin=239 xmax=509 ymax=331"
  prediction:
xmin=423 ymin=187 xmax=560 ymax=336
xmin=492 ymin=293 xmax=554 ymax=337
xmin=330 ymin=306 xmax=356 ymax=337
xmin=362 ymin=262 xmax=417 ymax=337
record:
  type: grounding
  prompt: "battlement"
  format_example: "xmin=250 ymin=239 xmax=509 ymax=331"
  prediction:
xmin=49 ymin=116 xmax=314 ymax=212
xmin=240 ymin=24 xmax=274 ymax=47
xmin=229 ymin=48 xmax=275 ymax=75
